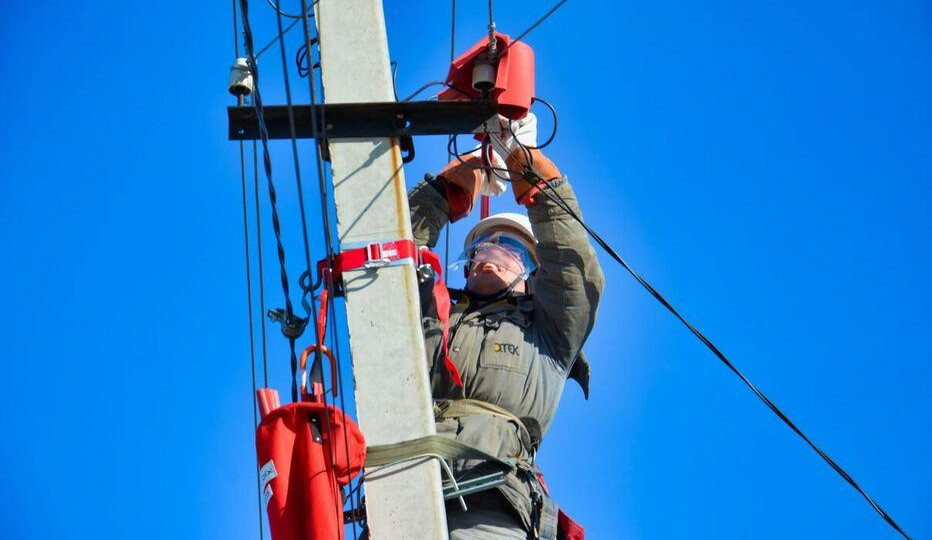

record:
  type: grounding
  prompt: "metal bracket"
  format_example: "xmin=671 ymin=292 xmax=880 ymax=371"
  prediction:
xmin=228 ymin=100 xmax=499 ymax=141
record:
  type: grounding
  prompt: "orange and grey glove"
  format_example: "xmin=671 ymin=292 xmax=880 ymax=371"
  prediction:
xmin=435 ymin=155 xmax=484 ymax=221
xmin=506 ymin=149 xmax=563 ymax=206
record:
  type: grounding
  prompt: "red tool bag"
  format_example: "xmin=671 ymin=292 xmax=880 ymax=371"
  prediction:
xmin=256 ymin=389 xmax=366 ymax=540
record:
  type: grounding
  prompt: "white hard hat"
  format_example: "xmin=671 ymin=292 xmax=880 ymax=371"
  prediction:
xmin=464 ymin=212 xmax=537 ymax=266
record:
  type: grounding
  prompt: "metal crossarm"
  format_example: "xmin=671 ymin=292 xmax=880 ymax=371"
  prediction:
xmin=228 ymin=100 xmax=498 ymax=140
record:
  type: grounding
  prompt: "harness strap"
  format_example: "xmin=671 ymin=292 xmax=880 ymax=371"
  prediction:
xmin=435 ymin=398 xmax=534 ymax=457
xmin=365 ymin=435 xmax=515 ymax=470
xmin=318 ymin=238 xmax=419 ymax=278
xmin=419 ymin=248 xmax=463 ymax=387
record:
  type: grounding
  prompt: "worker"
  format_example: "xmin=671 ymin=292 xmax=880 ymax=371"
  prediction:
xmin=408 ymin=113 xmax=605 ymax=540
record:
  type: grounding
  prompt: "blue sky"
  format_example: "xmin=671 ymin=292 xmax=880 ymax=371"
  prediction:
xmin=1 ymin=1 xmax=929 ymax=539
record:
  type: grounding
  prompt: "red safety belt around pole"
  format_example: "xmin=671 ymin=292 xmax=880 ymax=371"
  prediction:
xmin=315 ymin=240 xmax=464 ymax=388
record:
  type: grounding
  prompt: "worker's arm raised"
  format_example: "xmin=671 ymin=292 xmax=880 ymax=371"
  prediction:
xmin=516 ymin=149 xmax=605 ymax=368
xmin=408 ymin=156 xmax=484 ymax=248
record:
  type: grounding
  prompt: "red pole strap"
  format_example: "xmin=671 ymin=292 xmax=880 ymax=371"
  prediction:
xmin=314 ymin=242 xmax=463 ymax=388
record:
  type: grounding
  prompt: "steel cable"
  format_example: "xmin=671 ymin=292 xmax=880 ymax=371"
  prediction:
xmin=272 ymin=0 xmax=317 ymax=317
xmin=232 ymin=2 xmax=266 ymax=539
xmin=253 ymin=142 xmax=270 ymax=386
xmin=238 ymin=0 xmax=303 ymax=402
xmin=295 ymin=3 xmax=360 ymax=538
xmin=256 ymin=16 xmax=302 ymax=58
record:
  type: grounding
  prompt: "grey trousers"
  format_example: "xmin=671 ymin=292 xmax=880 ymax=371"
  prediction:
xmin=447 ymin=506 xmax=528 ymax=540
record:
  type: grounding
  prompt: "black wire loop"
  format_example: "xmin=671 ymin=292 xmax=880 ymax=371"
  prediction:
xmin=265 ymin=0 xmax=315 ymax=19
xmin=295 ymin=40 xmax=320 ymax=78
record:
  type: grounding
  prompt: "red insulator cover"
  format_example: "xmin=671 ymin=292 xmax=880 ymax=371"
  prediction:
xmin=439 ymin=32 xmax=535 ymax=120
xmin=256 ymin=395 xmax=366 ymax=540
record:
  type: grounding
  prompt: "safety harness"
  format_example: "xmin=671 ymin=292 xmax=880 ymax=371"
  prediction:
xmin=292 ymin=239 xmax=584 ymax=540
xmin=314 ymin=239 xmax=463 ymax=387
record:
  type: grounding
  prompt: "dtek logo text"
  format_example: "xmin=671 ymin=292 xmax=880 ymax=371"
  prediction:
xmin=493 ymin=342 xmax=520 ymax=355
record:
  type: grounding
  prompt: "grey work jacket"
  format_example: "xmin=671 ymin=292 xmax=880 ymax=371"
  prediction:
xmin=408 ymin=176 xmax=605 ymax=534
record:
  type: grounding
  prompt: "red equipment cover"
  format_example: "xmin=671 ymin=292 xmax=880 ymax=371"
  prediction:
xmin=256 ymin=395 xmax=366 ymax=540
xmin=439 ymin=32 xmax=535 ymax=120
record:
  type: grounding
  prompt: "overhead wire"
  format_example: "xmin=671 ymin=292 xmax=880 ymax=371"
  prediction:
xmin=391 ymin=61 xmax=400 ymax=101
xmin=256 ymin=16 xmax=302 ymax=59
xmin=231 ymin=1 xmax=266 ymax=539
xmin=238 ymin=0 xmax=304 ymax=405
xmin=296 ymin=40 xmax=321 ymax=78
xmin=266 ymin=0 xmax=315 ymax=19
xmin=232 ymin=1 xmax=913 ymax=538
xmin=272 ymin=0 xmax=322 ymax=404
xmin=238 ymin=141 xmax=259 ymax=417
xmin=445 ymin=0 xmax=457 ymax=282
xmin=401 ymin=81 xmax=450 ymax=102
xmin=253 ymin=142 xmax=270 ymax=386
xmin=502 ymin=127 xmax=915 ymax=540
xmin=294 ymin=1 xmax=360 ymax=538
xmin=498 ymin=0 xmax=570 ymax=56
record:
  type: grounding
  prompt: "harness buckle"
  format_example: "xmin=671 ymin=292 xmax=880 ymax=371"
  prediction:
xmin=363 ymin=241 xmax=392 ymax=269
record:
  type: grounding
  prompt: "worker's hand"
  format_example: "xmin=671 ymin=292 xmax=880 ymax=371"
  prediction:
xmin=437 ymin=155 xmax=484 ymax=221
xmin=476 ymin=147 xmax=509 ymax=197
xmin=506 ymin=148 xmax=562 ymax=206
xmin=488 ymin=113 xmax=538 ymax=163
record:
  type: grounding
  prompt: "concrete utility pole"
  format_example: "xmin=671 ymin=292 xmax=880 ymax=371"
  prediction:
xmin=313 ymin=1 xmax=450 ymax=539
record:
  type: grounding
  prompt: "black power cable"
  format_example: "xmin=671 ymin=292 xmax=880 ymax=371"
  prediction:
xmin=456 ymin=117 xmax=915 ymax=539
xmin=238 ymin=0 xmax=305 ymax=403
xmin=502 ymin=135 xmax=915 ymax=540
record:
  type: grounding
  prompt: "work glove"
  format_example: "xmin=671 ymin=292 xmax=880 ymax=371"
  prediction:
xmin=475 ymin=146 xmax=509 ymax=197
xmin=487 ymin=113 xmax=538 ymax=164
xmin=506 ymin=148 xmax=563 ymax=206
xmin=436 ymin=155 xmax=484 ymax=221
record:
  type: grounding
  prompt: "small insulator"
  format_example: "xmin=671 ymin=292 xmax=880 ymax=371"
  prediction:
xmin=472 ymin=55 xmax=497 ymax=94
xmin=229 ymin=57 xmax=254 ymax=98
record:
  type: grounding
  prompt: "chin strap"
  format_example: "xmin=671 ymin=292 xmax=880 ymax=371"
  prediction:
xmin=466 ymin=275 xmax=525 ymax=303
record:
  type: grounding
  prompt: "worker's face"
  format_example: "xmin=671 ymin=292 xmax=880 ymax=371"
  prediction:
xmin=465 ymin=243 xmax=528 ymax=296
